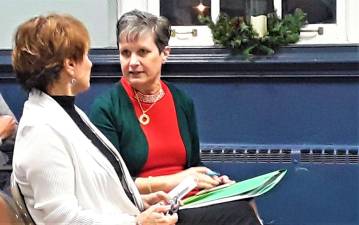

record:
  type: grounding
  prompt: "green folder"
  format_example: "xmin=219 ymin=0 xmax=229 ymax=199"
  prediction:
xmin=181 ymin=169 xmax=287 ymax=209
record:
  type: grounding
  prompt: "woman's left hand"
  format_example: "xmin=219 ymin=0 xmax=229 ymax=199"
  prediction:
xmin=141 ymin=191 xmax=171 ymax=209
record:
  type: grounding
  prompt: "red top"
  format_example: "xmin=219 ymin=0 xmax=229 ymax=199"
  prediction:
xmin=121 ymin=78 xmax=187 ymax=177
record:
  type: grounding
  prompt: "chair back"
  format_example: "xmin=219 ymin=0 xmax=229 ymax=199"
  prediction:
xmin=10 ymin=174 xmax=36 ymax=225
xmin=0 ymin=189 xmax=24 ymax=224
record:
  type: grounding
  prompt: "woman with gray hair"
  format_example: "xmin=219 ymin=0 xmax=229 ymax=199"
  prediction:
xmin=91 ymin=9 xmax=262 ymax=225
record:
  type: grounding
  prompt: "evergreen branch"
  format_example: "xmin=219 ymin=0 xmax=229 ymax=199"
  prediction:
xmin=199 ymin=9 xmax=307 ymax=58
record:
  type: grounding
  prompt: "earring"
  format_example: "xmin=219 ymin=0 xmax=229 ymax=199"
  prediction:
xmin=71 ymin=78 xmax=77 ymax=86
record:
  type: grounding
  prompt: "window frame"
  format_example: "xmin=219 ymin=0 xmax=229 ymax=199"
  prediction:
xmin=141 ymin=0 xmax=356 ymax=46
xmin=148 ymin=0 xmax=215 ymax=46
xmin=273 ymin=0 xmax=347 ymax=44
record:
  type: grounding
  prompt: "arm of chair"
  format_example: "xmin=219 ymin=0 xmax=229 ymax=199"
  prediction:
xmin=10 ymin=173 xmax=36 ymax=225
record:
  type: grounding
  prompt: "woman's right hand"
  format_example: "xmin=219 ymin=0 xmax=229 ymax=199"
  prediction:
xmin=136 ymin=204 xmax=177 ymax=225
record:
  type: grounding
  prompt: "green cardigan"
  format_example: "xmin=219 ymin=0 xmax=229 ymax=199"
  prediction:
xmin=90 ymin=82 xmax=201 ymax=176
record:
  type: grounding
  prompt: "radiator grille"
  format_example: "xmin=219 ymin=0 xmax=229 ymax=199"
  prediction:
xmin=200 ymin=146 xmax=359 ymax=164
xmin=300 ymin=148 xmax=359 ymax=164
xmin=200 ymin=147 xmax=292 ymax=163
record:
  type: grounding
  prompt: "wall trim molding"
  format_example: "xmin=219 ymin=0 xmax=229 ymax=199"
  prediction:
xmin=1 ymin=44 xmax=358 ymax=80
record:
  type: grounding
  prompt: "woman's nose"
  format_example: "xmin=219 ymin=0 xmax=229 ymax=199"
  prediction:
xmin=129 ymin=54 xmax=139 ymax=66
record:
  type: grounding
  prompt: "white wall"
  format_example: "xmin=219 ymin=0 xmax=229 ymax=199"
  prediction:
xmin=0 ymin=0 xmax=118 ymax=49
xmin=117 ymin=0 xmax=148 ymax=16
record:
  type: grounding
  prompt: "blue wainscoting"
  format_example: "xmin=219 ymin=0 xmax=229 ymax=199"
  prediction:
xmin=1 ymin=45 xmax=359 ymax=225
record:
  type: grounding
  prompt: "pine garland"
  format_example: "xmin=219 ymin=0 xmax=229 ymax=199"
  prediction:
xmin=199 ymin=9 xmax=307 ymax=57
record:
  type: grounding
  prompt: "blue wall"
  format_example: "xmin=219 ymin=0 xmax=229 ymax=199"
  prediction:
xmin=0 ymin=78 xmax=359 ymax=145
xmin=2 ymin=77 xmax=359 ymax=146
xmin=206 ymin=162 xmax=359 ymax=225
xmin=1 ymin=46 xmax=358 ymax=225
xmin=171 ymin=78 xmax=359 ymax=146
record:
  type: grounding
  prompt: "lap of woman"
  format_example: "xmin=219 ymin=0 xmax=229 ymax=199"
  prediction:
xmin=177 ymin=199 xmax=261 ymax=225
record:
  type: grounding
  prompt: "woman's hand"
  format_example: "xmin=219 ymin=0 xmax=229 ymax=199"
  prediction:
xmin=135 ymin=167 xmax=233 ymax=193
xmin=0 ymin=115 xmax=16 ymax=140
xmin=141 ymin=191 xmax=171 ymax=209
xmin=218 ymin=175 xmax=232 ymax=184
xmin=172 ymin=167 xmax=224 ymax=190
xmin=136 ymin=204 xmax=177 ymax=225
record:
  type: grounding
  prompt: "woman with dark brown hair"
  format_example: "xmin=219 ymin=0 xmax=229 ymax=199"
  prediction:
xmin=12 ymin=13 xmax=177 ymax=225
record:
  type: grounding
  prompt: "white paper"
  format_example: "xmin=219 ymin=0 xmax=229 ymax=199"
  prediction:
xmin=168 ymin=176 xmax=197 ymax=200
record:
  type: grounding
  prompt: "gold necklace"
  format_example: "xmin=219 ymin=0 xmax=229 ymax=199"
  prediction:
xmin=134 ymin=88 xmax=164 ymax=125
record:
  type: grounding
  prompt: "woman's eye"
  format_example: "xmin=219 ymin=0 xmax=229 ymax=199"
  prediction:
xmin=121 ymin=50 xmax=130 ymax=57
xmin=138 ymin=49 xmax=148 ymax=56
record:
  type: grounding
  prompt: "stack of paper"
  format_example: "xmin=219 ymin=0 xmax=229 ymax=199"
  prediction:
xmin=181 ymin=169 xmax=287 ymax=209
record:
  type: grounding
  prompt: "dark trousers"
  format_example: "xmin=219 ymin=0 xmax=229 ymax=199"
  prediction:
xmin=178 ymin=199 xmax=261 ymax=225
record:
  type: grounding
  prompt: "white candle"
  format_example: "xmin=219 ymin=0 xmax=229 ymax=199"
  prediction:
xmin=251 ymin=15 xmax=268 ymax=38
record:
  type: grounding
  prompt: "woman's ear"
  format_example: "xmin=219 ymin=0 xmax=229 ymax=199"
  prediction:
xmin=162 ymin=46 xmax=171 ymax=64
xmin=63 ymin=58 xmax=76 ymax=77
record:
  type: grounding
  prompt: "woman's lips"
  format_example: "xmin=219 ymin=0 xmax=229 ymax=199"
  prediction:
xmin=129 ymin=71 xmax=144 ymax=76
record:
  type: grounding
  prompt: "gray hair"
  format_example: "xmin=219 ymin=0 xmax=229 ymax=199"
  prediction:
xmin=116 ymin=10 xmax=171 ymax=52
